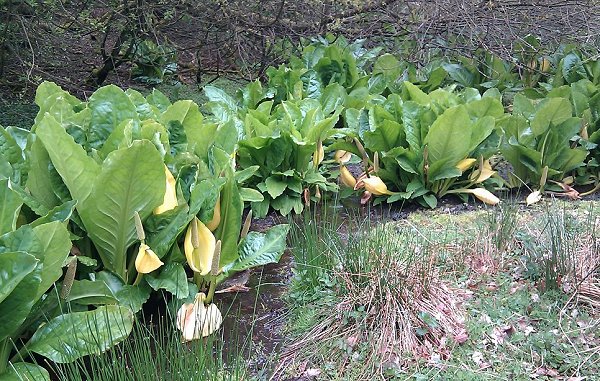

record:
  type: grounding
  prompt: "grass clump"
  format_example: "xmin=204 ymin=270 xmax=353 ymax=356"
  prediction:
xmin=280 ymin=207 xmax=468 ymax=379
xmin=53 ymin=305 xmax=248 ymax=381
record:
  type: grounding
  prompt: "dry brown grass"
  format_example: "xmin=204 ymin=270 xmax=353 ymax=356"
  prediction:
xmin=274 ymin=224 xmax=470 ymax=379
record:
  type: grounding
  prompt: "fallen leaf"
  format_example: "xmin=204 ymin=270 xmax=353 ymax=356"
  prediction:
xmin=304 ymin=368 xmax=321 ymax=378
xmin=346 ymin=336 xmax=358 ymax=347
xmin=471 ymin=351 xmax=484 ymax=365
xmin=454 ymin=329 xmax=469 ymax=344
xmin=526 ymin=191 xmax=542 ymax=205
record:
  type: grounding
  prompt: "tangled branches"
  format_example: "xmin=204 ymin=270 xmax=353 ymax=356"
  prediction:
xmin=0 ymin=0 xmax=598 ymax=100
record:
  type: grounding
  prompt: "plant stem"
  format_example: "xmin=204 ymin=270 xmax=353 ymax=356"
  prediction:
xmin=205 ymin=277 xmax=217 ymax=304
xmin=193 ymin=272 xmax=202 ymax=289
xmin=580 ymin=181 xmax=600 ymax=197
xmin=132 ymin=272 xmax=143 ymax=286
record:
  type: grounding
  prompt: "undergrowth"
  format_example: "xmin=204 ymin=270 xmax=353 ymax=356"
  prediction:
xmin=280 ymin=200 xmax=600 ymax=380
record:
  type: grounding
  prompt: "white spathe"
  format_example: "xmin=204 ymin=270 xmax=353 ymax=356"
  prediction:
xmin=176 ymin=292 xmax=223 ymax=341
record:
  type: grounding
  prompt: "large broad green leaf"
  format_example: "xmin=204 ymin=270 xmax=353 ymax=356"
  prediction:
xmin=468 ymin=116 xmax=496 ymax=153
xmin=82 ymin=140 xmax=164 ymax=278
xmin=0 ymin=252 xmax=38 ymax=304
xmin=441 ymin=63 xmax=474 ymax=88
xmin=562 ymin=53 xmax=587 ymax=84
xmin=241 ymin=80 xmax=265 ymax=109
xmin=0 ymin=127 xmax=23 ymax=169
xmin=552 ymin=147 xmax=588 ymax=173
xmin=402 ymin=101 xmax=428 ymax=152
xmin=25 ymin=138 xmax=62 ymax=213
xmin=65 ymin=279 xmax=118 ymax=305
xmin=189 ymin=178 xmax=226 ymax=225
xmin=146 ymin=89 xmax=172 ymax=112
xmin=403 ymin=82 xmax=430 ymax=106
xmin=531 ymin=98 xmax=572 ymax=136
xmin=0 ymin=362 xmax=50 ymax=381
xmin=35 ymin=114 xmax=100 ymax=205
xmin=125 ymin=89 xmax=160 ymax=120
xmin=265 ymin=177 xmax=288 ymax=199
xmin=214 ymin=171 xmax=243 ymax=266
xmin=88 ymin=85 xmax=138 ymax=150
xmin=223 ymin=224 xmax=289 ymax=275
xmin=26 ymin=305 xmax=134 ymax=363
xmin=160 ymin=101 xmax=208 ymax=159
xmin=320 ymin=83 xmax=346 ymax=115
xmin=0 ymin=179 xmax=23 ymax=236
xmin=93 ymin=271 xmax=150 ymax=312
xmin=465 ymin=97 xmax=504 ymax=119
xmin=97 ymin=119 xmax=135 ymax=159
xmin=240 ymin=188 xmax=264 ymax=202
xmin=0 ymin=264 xmax=42 ymax=342
xmin=33 ymin=81 xmax=81 ymax=126
xmin=363 ymin=117 xmax=404 ymax=152
xmin=204 ymin=86 xmax=238 ymax=111
xmin=145 ymin=204 xmax=192 ymax=259
xmin=31 ymin=221 xmax=72 ymax=300
xmin=145 ymin=262 xmax=189 ymax=299
xmin=29 ymin=200 xmax=76 ymax=228
xmin=373 ymin=54 xmax=402 ymax=84
xmin=424 ymin=105 xmax=472 ymax=176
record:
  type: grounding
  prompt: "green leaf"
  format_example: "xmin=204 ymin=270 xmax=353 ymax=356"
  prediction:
xmin=214 ymin=171 xmax=243 ymax=266
xmin=0 ymin=264 xmax=42 ymax=342
xmin=25 ymin=138 xmax=62 ymax=213
xmin=204 ymin=86 xmax=238 ymax=111
xmin=421 ymin=193 xmax=438 ymax=209
xmin=31 ymin=221 xmax=72 ymax=300
xmin=26 ymin=305 xmax=134 ymax=363
xmin=114 ymin=284 xmax=151 ymax=313
xmin=35 ymin=114 xmax=100 ymax=205
xmin=146 ymin=89 xmax=172 ymax=112
xmin=465 ymin=97 xmax=504 ymax=119
xmin=145 ymin=205 xmax=192 ymax=260
xmin=363 ymin=106 xmax=404 ymax=152
xmin=0 ymin=252 xmax=38 ymax=304
xmin=145 ymin=263 xmax=189 ymax=299
xmin=88 ymin=85 xmax=138 ymax=150
xmin=469 ymin=116 xmax=496 ymax=153
xmin=531 ymin=98 xmax=572 ymax=136
xmin=402 ymin=101 xmax=428 ymax=152
xmin=0 ymin=127 xmax=23 ymax=167
xmin=562 ymin=53 xmax=587 ymax=84
xmin=441 ymin=63 xmax=474 ymax=87
xmin=403 ymin=82 xmax=430 ymax=105
xmin=241 ymin=80 xmax=264 ymax=109
xmin=65 ymin=280 xmax=118 ymax=305
xmin=0 ymin=178 xmax=23 ymax=236
xmin=0 ymin=362 xmax=50 ymax=381
xmin=234 ymin=166 xmax=260 ymax=183
xmin=161 ymin=101 xmax=208 ymax=160
xmin=29 ymin=200 xmax=77 ymax=228
xmin=224 ymin=224 xmax=290 ymax=274
xmin=265 ymin=177 xmax=288 ymax=199
xmin=240 ymin=188 xmax=264 ymax=202
xmin=320 ymin=83 xmax=346 ymax=115
xmin=33 ymin=81 xmax=81 ymax=126
xmin=373 ymin=54 xmax=401 ymax=83
xmin=82 ymin=140 xmax=164 ymax=278
xmin=424 ymin=106 xmax=472 ymax=175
